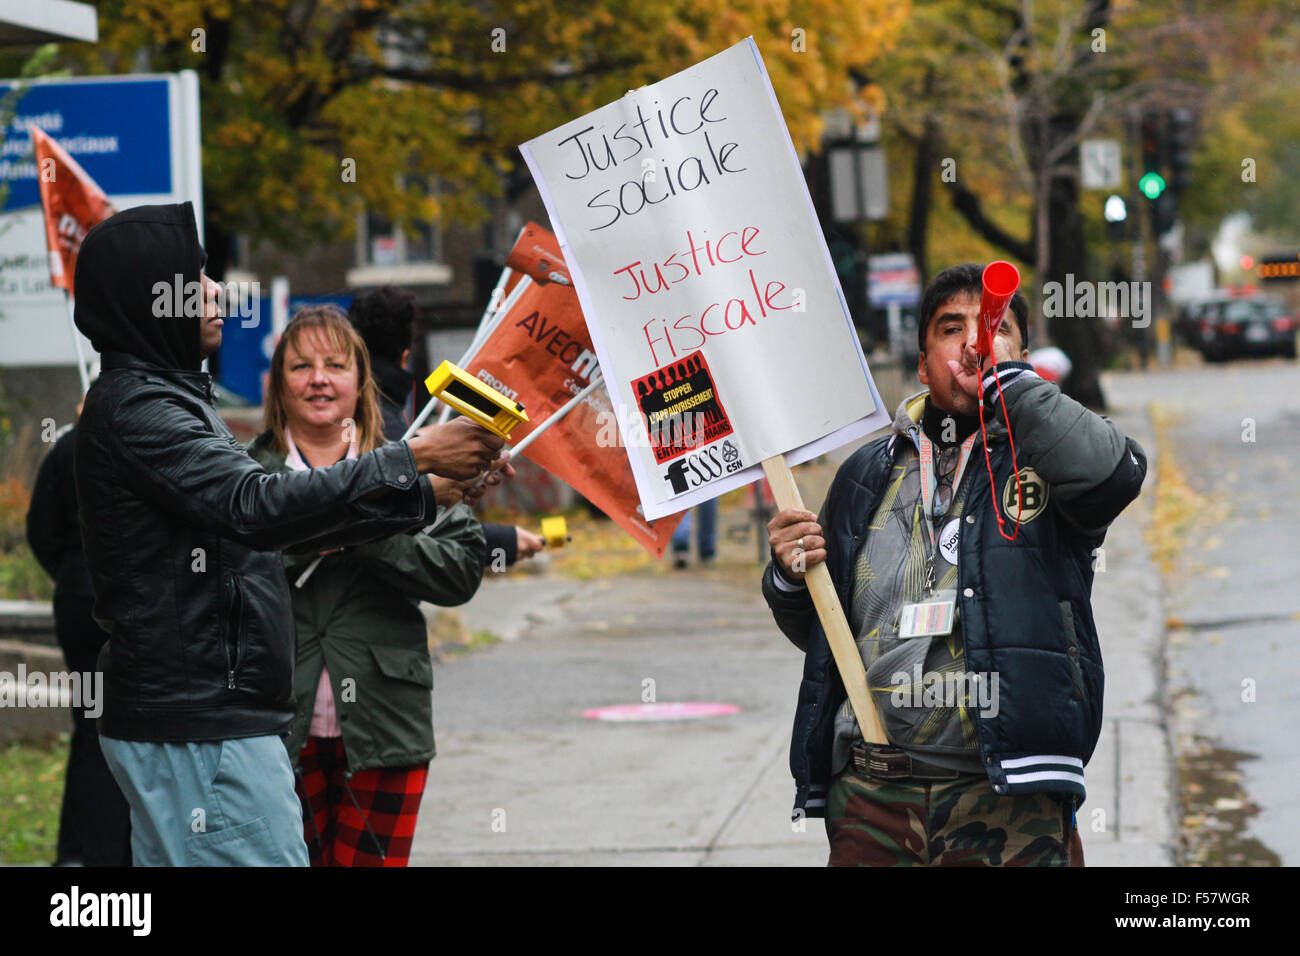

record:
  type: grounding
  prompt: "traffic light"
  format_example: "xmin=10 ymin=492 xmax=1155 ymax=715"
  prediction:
xmin=1104 ymin=193 xmax=1128 ymax=240
xmin=1138 ymin=111 xmax=1177 ymax=235
xmin=1140 ymin=112 xmax=1164 ymax=180
xmin=1167 ymin=108 xmax=1195 ymax=198
xmin=1139 ymin=172 xmax=1166 ymax=200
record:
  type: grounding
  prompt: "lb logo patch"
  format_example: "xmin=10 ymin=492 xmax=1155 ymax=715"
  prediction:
xmin=1002 ymin=466 xmax=1049 ymax=523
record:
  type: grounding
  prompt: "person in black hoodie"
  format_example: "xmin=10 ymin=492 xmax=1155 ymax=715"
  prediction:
xmin=26 ymin=411 xmax=132 ymax=867
xmin=72 ymin=202 xmax=509 ymax=866
xmin=347 ymin=286 xmax=544 ymax=566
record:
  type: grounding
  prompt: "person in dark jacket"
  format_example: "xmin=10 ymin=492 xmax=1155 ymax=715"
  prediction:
xmin=348 ymin=286 xmax=544 ymax=567
xmin=26 ymin=416 xmax=131 ymax=866
xmin=247 ymin=305 xmax=486 ymax=866
xmin=72 ymin=202 xmax=508 ymax=866
xmin=763 ymin=263 xmax=1147 ymax=866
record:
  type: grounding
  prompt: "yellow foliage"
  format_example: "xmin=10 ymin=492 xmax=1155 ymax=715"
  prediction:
xmin=69 ymin=0 xmax=912 ymax=248
xmin=1146 ymin=403 xmax=1229 ymax=577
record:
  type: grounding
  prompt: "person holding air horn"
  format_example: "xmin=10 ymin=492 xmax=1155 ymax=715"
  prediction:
xmin=763 ymin=262 xmax=1147 ymax=867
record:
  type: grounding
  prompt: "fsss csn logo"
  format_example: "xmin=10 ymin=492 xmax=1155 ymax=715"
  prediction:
xmin=662 ymin=439 xmax=743 ymax=493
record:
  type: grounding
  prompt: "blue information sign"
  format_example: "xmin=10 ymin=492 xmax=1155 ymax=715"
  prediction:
xmin=1 ymin=78 xmax=173 ymax=211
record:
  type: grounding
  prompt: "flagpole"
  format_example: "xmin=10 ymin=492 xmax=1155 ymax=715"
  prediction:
xmin=428 ymin=274 xmax=533 ymax=427
xmin=63 ymin=292 xmax=91 ymax=394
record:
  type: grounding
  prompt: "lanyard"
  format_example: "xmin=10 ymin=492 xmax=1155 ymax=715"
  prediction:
xmin=916 ymin=429 xmax=978 ymax=593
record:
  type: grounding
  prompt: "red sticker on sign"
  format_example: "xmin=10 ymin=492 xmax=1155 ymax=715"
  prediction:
xmin=632 ymin=351 xmax=735 ymax=464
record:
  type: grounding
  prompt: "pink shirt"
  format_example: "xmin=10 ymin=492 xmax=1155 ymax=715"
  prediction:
xmin=284 ymin=428 xmax=356 ymax=739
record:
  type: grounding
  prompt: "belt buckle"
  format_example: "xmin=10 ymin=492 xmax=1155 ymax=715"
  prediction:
xmin=852 ymin=743 xmax=912 ymax=781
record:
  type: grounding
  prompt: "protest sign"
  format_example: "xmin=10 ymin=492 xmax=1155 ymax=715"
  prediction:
xmin=520 ymin=37 xmax=888 ymax=521
xmin=521 ymin=38 xmax=891 ymax=744
xmin=463 ymin=232 xmax=685 ymax=556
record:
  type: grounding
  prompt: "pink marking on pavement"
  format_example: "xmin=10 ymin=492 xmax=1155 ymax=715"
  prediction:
xmin=581 ymin=702 xmax=740 ymax=722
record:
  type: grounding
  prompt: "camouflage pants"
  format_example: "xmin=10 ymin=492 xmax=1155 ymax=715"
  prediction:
xmin=825 ymin=771 xmax=1085 ymax=867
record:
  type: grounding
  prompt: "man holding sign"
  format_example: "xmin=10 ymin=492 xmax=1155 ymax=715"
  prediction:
xmin=522 ymin=39 xmax=896 ymax=853
xmin=763 ymin=263 xmax=1147 ymax=866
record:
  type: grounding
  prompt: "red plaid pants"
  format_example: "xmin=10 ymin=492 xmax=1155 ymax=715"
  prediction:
xmin=295 ymin=736 xmax=429 ymax=867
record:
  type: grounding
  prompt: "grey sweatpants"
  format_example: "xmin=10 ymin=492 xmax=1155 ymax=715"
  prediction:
xmin=100 ymin=734 xmax=308 ymax=867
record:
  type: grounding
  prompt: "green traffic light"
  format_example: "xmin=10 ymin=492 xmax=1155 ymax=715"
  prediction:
xmin=1139 ymin=171 xmax=1166 ymax=199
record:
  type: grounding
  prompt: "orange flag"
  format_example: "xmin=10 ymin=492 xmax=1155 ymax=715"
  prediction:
xmin=465 ymin=227 xmax=686 ymax=557
xmin=506 ymin=221 xmax=572 ymax=287
xmin=31 ymin=126 xmax=116 ymax=295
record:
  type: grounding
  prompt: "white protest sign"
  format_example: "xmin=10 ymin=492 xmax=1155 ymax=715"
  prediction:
xmin=521 ymin=38 xmax=888 ymax=519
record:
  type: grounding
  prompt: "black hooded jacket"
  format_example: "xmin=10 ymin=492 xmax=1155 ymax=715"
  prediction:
xmin=73 ymin=202 xmax=439 ymax=742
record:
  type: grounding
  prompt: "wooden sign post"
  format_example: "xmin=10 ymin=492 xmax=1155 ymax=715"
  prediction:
xmin=762 ymin=455 xmax=886 ymax=743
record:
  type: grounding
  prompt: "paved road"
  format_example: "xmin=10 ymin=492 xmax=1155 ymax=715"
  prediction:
xmin=1106 ymin=356 xmax=1299 ymax=865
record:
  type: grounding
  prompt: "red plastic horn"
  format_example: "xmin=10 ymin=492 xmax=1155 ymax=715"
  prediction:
xmin=978 ymin=260 xmax=1020 ymax=358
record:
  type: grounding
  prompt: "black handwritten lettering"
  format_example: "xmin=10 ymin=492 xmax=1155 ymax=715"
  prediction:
xmin=558 ymin=127 xmax=596 ymax=179
xmin=556 ymin=87 xmax=749 ymax=232
xmin=669 ymin=95 xmax=702 ymax=135
xmin=699 ymin=88 xmax=724 ymax=123
xmin=588 ymin=190 xmax=620 ymax=231
xmin=613 ymin=123 xmax=643 ymax=162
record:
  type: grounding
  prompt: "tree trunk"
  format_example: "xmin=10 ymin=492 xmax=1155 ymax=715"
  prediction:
xmin=1044 ymin=118 xmax=1107 ymax=409
xmin=908 ymin=114 xmax=939 ymax=285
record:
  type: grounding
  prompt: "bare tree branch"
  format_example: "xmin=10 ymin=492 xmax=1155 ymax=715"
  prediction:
xmin=948 ymin=180 xmax=1036 ymax=263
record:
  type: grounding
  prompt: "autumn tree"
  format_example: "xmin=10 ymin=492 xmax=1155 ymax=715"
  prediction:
xmin=872 ymin=0 xmax=1295 ymax=407
xmin=67 ymin=1 xmax=909 ymax=280
xmin=1173 ymin=15 xmax=1300 ymax=255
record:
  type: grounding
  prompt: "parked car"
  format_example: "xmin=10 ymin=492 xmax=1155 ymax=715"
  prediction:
xmin=1197 ymin=296 xmax=1298 ymax=361
xmin=1177 ymin=294 xmax=1230 ymax=346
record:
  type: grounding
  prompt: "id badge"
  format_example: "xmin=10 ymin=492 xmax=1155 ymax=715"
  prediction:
xmin=898 ymin=589 xmax=957 ymax=638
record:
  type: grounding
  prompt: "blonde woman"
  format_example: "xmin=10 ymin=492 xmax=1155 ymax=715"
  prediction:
xmin=247 ymin=305 xmax=488 ymax=866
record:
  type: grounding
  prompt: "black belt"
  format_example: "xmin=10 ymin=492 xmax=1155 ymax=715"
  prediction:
xmin=851 ymin=742 xmax=962 ymax=781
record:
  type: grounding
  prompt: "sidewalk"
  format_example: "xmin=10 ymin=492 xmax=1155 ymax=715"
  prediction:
xmin=413 ymin=571 xmax=827 ymax=865
xmin=1079 ymin=398 xmax=1178 ymax=865
xmin=410 ymin=386 xmax=1176 ymax=866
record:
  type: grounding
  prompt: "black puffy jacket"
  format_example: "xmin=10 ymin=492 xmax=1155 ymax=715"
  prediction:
xmin=763 ymin=370 xmax=1147 ymax=816
xmin=73 ymin=202 xmax=439 ymax=742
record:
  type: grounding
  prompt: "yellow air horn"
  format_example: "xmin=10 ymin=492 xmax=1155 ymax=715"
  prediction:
xmin=424 ymin=361 xmax=528 ymax=440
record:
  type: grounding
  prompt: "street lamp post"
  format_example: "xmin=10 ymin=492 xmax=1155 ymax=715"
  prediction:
xmin=824 ymin=108 xmax=887 ymax=332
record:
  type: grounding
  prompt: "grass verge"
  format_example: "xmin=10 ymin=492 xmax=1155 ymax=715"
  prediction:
xmin=0 ymin=733 xmax=67 ymax=865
